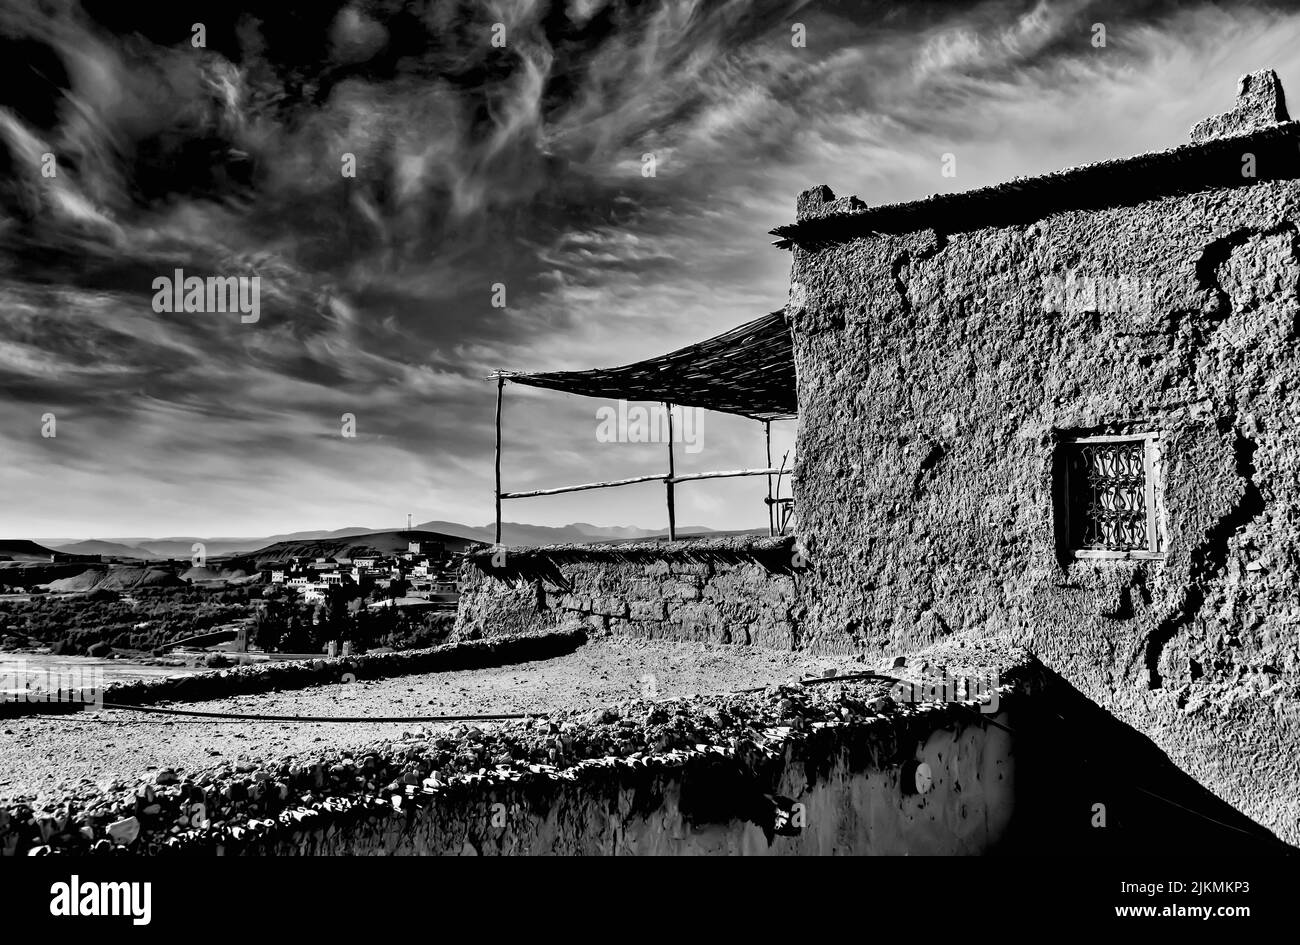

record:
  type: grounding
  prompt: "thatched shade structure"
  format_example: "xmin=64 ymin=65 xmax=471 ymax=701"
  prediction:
xmin=493 ymin=310 xmax=796 ymax=421
xmin=489 ymin=311 xmax=798 ymax=543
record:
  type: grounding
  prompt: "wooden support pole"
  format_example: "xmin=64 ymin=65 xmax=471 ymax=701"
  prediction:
xmin=665 ymin=402 xmax=677 ymax=541
xmin=494 ymin=376 xmax=504 ymax=547
xmin=764 ymin=420 xmax=774 ymax=537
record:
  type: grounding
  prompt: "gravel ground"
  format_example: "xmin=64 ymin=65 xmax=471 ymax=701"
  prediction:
xmin=0 ymin=638 xmax=851 ymax=804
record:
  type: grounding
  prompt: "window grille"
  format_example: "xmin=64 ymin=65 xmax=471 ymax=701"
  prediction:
xmin=1058 ymin=434 xmax=1162 ymax=558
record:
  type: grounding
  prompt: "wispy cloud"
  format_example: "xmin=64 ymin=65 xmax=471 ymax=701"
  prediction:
xmin=1 ymin=0 xmax=1298 ymax=537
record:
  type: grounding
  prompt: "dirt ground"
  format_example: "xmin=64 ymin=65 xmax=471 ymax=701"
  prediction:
xmin=0 ymin=638 xmax=852 ymax=804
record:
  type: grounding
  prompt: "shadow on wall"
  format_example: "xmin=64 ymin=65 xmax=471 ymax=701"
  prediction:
xmin=1016 ymin=668 xmax=1294 ymax=856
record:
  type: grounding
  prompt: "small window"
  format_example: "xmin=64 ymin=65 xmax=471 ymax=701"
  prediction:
xmin=1056 ymin=433 xmax=1163 ymax=559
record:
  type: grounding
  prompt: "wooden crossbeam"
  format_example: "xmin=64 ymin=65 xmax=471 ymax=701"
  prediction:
xmin=500 ymin=466 xmax=785 ymax=500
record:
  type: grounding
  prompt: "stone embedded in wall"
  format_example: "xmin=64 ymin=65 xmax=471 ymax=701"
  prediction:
xmin=1190 ymin=69 xmax=1290 ymax=143
xmin=591 ymin=597 xmax=629 ymax=618
xmin=671 ymin=601 xmax=714 ymax=627
xmin=668 ymin=580 xmax=702 ymax=600
xmin=668 ymin=560 xmax=710 ymax=576
xmin=630 ymin=600 xmax=667 ymax=621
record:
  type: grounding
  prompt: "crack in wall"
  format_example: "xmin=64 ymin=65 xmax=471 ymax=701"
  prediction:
xmin=1143 ymin=430 xmax=1264 ymax=688
xmin=1191 ymin=222 xmax=1298 ymax=335
xmin=1138 ymin=224 xmax=1290 ymax=690
xmin=891 ymin=251 xmax=913 ymax=315
xmin=890 ymin=233 xmax=947 ymax=316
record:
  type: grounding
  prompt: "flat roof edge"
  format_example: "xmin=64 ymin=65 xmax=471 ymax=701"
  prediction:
xmin=771 ymin=120 xmax=1300 ymax=249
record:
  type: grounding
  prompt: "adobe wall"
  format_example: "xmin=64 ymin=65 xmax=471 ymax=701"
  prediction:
xmin=250 ymin=709 xmax=1017 ymax=855
xmin=454 ymin=536 xmax=805 ymax=650
xmin=785 ymin=173 xmax=1300 ymax=842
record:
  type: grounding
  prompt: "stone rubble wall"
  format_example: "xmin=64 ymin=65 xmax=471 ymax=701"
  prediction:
xmin=785 ymin=168 xmax=1300 ymax=843
xmin=454 ymin=536 xmax=806 ymax=651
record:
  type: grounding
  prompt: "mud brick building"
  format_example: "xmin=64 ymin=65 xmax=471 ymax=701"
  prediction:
xmin=460 ymin=70 xmax=1300 ymax=847
xmin=771 ymin=70 xmax=1300 ymax=842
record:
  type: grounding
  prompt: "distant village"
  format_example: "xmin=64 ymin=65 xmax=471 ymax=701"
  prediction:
xmin=267 ymin=540 xmax=462 ymax=612
xmin=0 ymin=538 xmax=470 ymax=661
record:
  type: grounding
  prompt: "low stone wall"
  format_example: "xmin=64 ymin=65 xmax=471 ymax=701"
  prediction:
xmin=251 ymin=707 xmax=1019 ymax=855
xmin=1 ymin=645 xmax=1037 ymax=856
xmin=102 ymin=629 xmax=587 ymax=706
xmin=454 ymin=536 xmax=805 ymax=650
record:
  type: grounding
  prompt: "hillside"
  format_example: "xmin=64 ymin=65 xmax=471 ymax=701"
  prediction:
xmin=259 ymin=526 xmax=376 ymax=544
xmin=0 ymin=539 xmax=61 ymax=562
xmin=179 ymin=563 xmax=256 ymax=583
xmin=42 ymin=565 xmax=184 ymax=592
xmin=246 ymin=529 xmax=475 ymax=567
xmin=122 ymin=526 xmax=377 ymax=557
xmin=128 ymin=538 xmax=276 ymax=558
xmin=50 ymin=540 xmax=159 ymax=559
xmin=0 ymin=562 xmax=89 ymax=588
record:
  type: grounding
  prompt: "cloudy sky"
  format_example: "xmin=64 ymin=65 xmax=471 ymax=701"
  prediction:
xmin=3 ymin=0 xmax=1300 ymax=540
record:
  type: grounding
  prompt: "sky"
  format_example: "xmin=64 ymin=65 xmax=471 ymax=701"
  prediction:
xmin=3 ymin=0 xmax=1300 ymax=539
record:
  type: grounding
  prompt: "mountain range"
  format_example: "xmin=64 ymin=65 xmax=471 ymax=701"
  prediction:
xmin=37 ymin=521 xmax=724 ymax=559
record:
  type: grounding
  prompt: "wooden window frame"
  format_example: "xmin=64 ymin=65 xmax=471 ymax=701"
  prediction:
xmin=1059 ymin=432 xmax=1164 ymax=561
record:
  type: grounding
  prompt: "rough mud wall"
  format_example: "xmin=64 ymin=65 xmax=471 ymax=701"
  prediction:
xmin=786 ymin=176 xmax=1300 ymax=842
xmin=255 ymin=718 xmax=1014 ymax=855
xmin=455 ymin=537 xmax=805 ymax=649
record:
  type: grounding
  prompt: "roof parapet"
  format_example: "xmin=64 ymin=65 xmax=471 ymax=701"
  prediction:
xmin=772 ymin=68 xmax=1300 ymax=250
xmin=796 ymin=184 xmax=865 ymax=222
xmin=1191 ymin=69 xmax=1289 ymax=144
